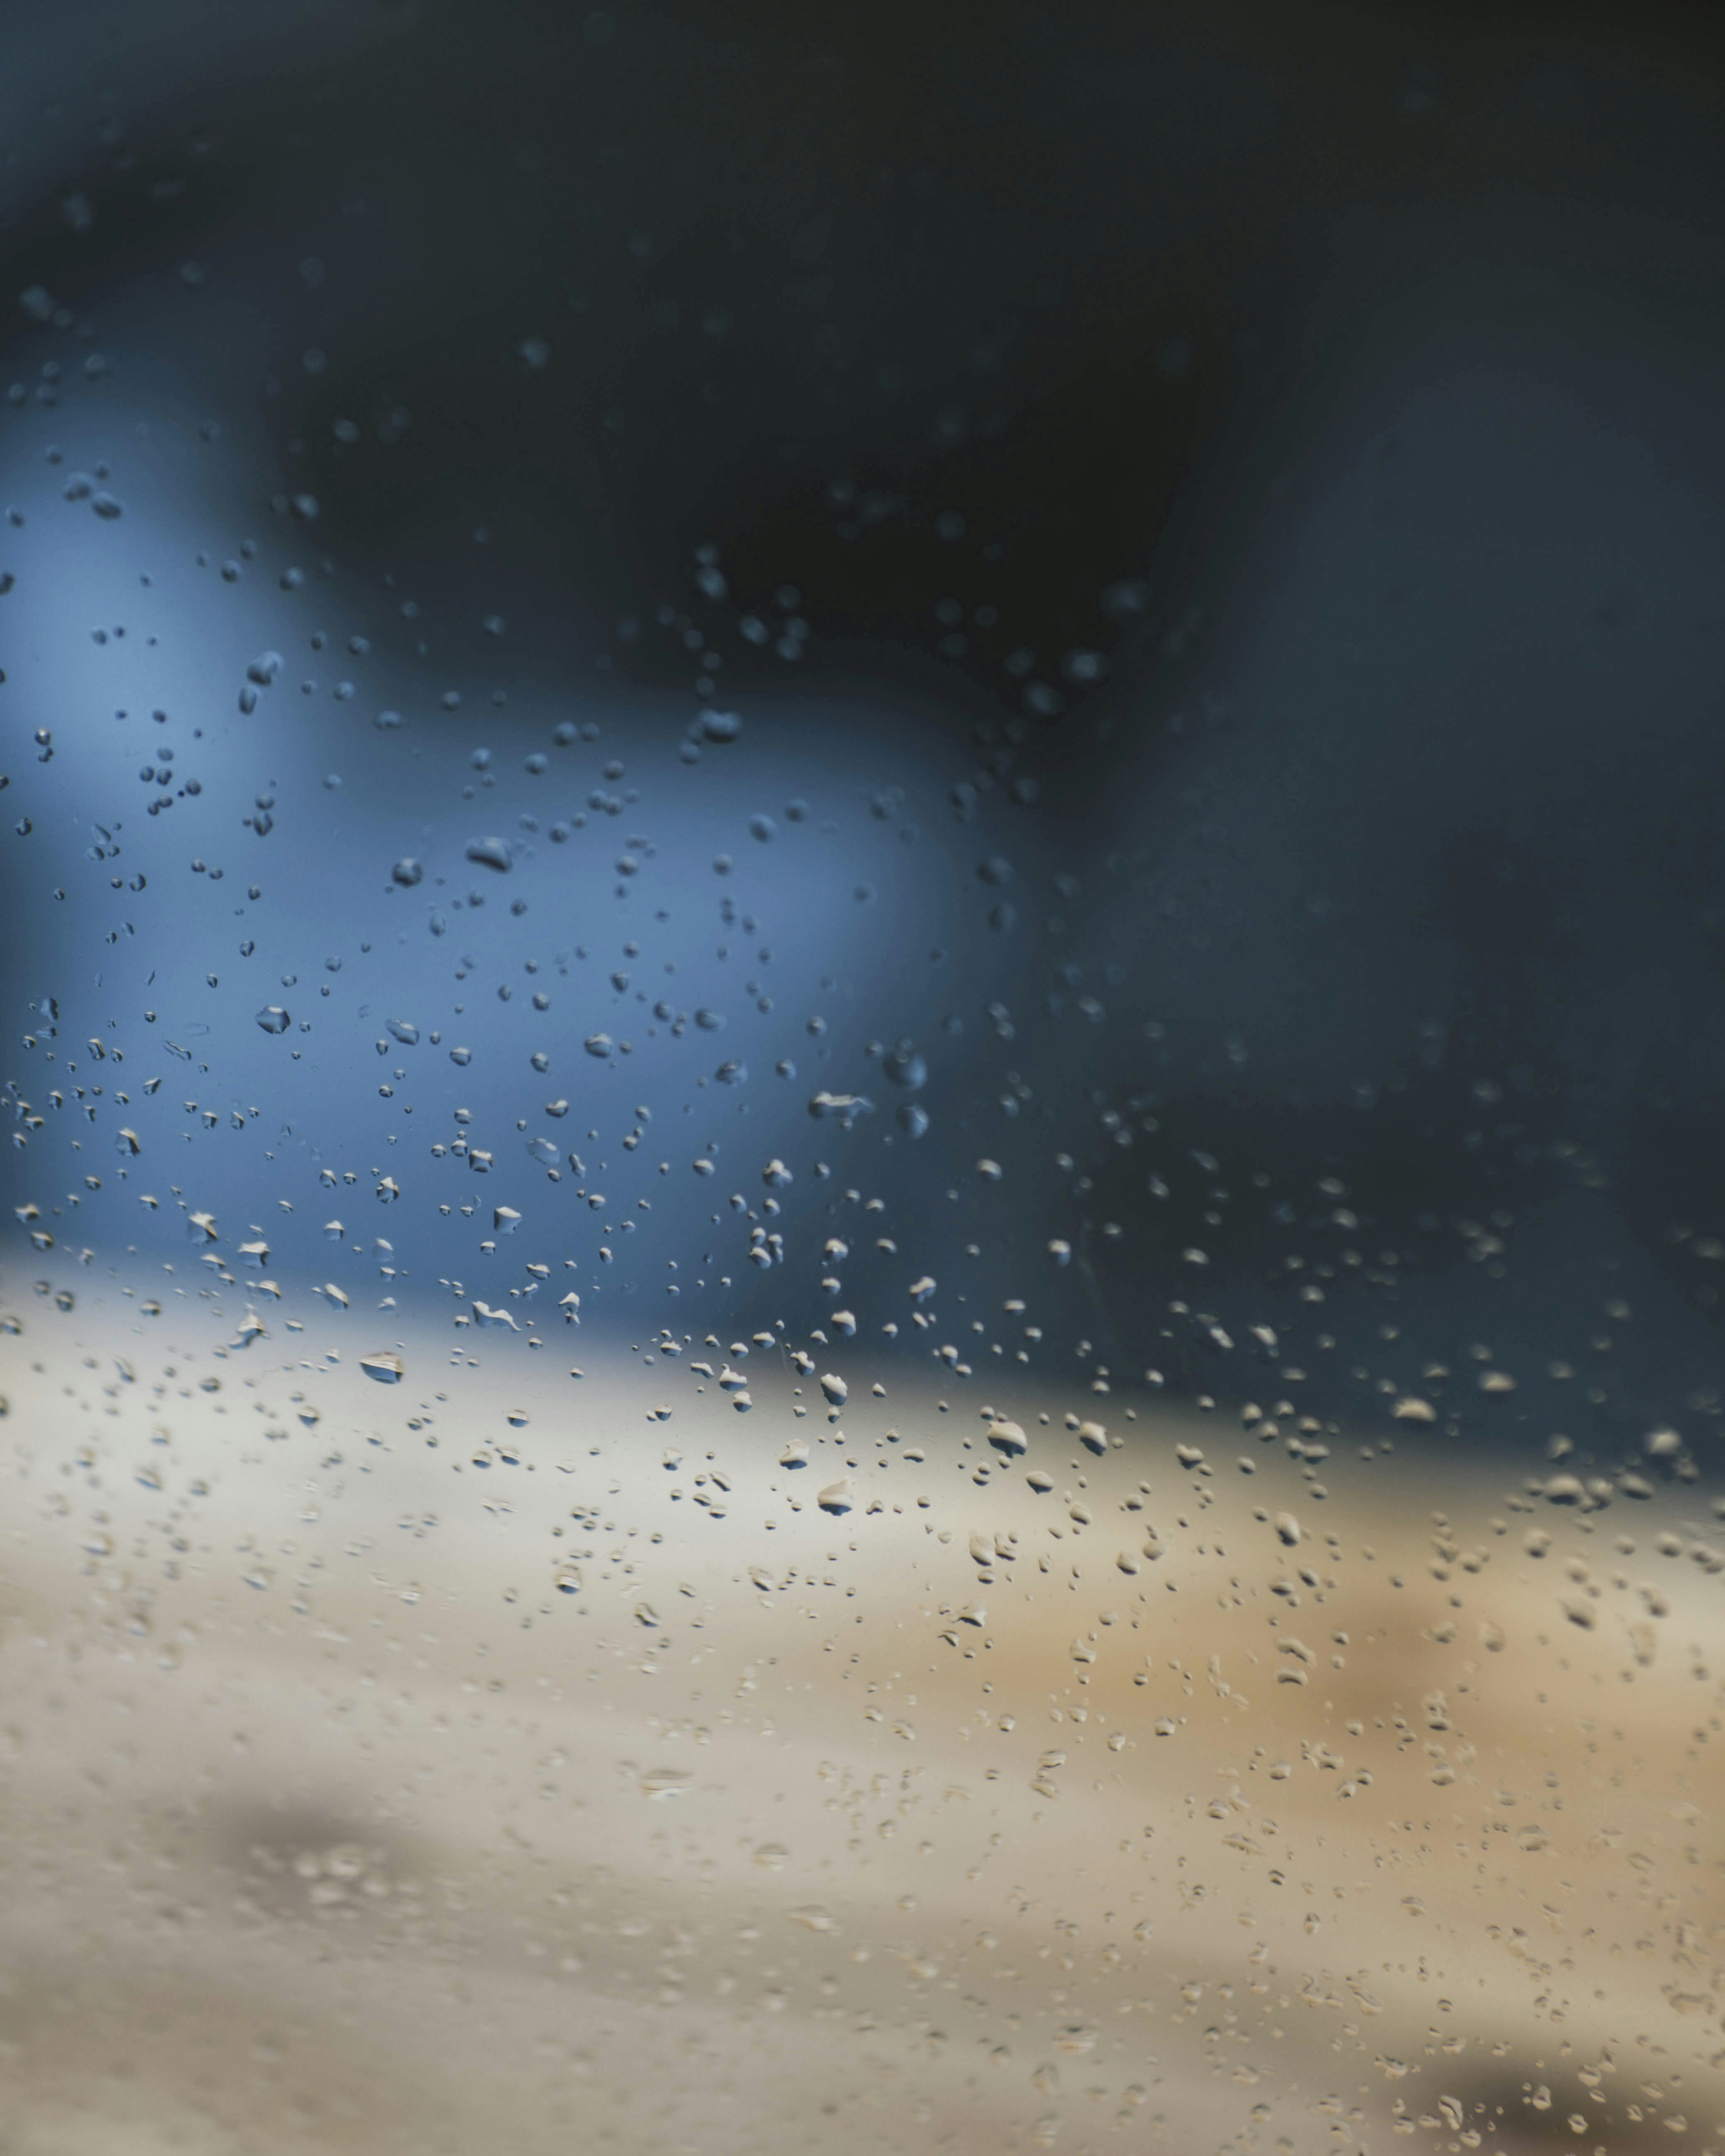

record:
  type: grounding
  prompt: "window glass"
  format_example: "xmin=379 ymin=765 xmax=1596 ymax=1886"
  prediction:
xmin=4 ymin=8 xmax=1723 ymax=2152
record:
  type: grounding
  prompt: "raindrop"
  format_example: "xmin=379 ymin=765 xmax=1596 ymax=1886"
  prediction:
xmin=882 ymin=1047 xmax=927 ymax=1091
xmin=809 ymin=1090 xmax=873 ymax=1120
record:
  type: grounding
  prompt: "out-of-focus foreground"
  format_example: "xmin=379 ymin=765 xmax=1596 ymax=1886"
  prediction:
xmin=0 ymin=1277 xmax=1719 ymax=2156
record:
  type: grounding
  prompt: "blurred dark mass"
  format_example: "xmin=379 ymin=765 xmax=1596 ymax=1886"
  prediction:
xmin=9 ymin=0 xmax=1725 ymax=1452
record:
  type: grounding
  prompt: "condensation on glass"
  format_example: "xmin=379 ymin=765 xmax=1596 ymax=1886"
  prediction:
xmin=2 ymin=21 xmax=1723 ymax=2156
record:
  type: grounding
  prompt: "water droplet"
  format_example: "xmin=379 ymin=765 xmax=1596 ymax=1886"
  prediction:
xmin=359 ymin=1352 xmax=403 ymax=1384
xmin=255 ymin=1005 xmax=291 ymax=1034
xmin=464 ymin=836 xmax=513 ymax=872
xmin=808 ymin=1090 xmax=874 ymax=1120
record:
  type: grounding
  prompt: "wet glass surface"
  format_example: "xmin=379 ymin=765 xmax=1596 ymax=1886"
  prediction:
xmin=3 ymin=6 xmax=1724 ymax=2151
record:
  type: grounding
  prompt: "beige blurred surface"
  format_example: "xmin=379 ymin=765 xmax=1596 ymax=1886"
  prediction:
xmin=0 ymin=1271 xmax=1722 ymax=2154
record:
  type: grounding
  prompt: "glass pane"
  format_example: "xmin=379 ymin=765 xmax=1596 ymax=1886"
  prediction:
xmin=4 ymin=7 xmax=1723 ymax=2152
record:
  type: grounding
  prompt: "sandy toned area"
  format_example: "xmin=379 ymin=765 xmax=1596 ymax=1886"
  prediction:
xmin=0 ymin=1270 xmax=1721 ymax=2154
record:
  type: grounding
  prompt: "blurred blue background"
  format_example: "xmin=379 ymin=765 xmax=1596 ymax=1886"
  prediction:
xmin=9 ymin=0 xmax=1725 ymax=1468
